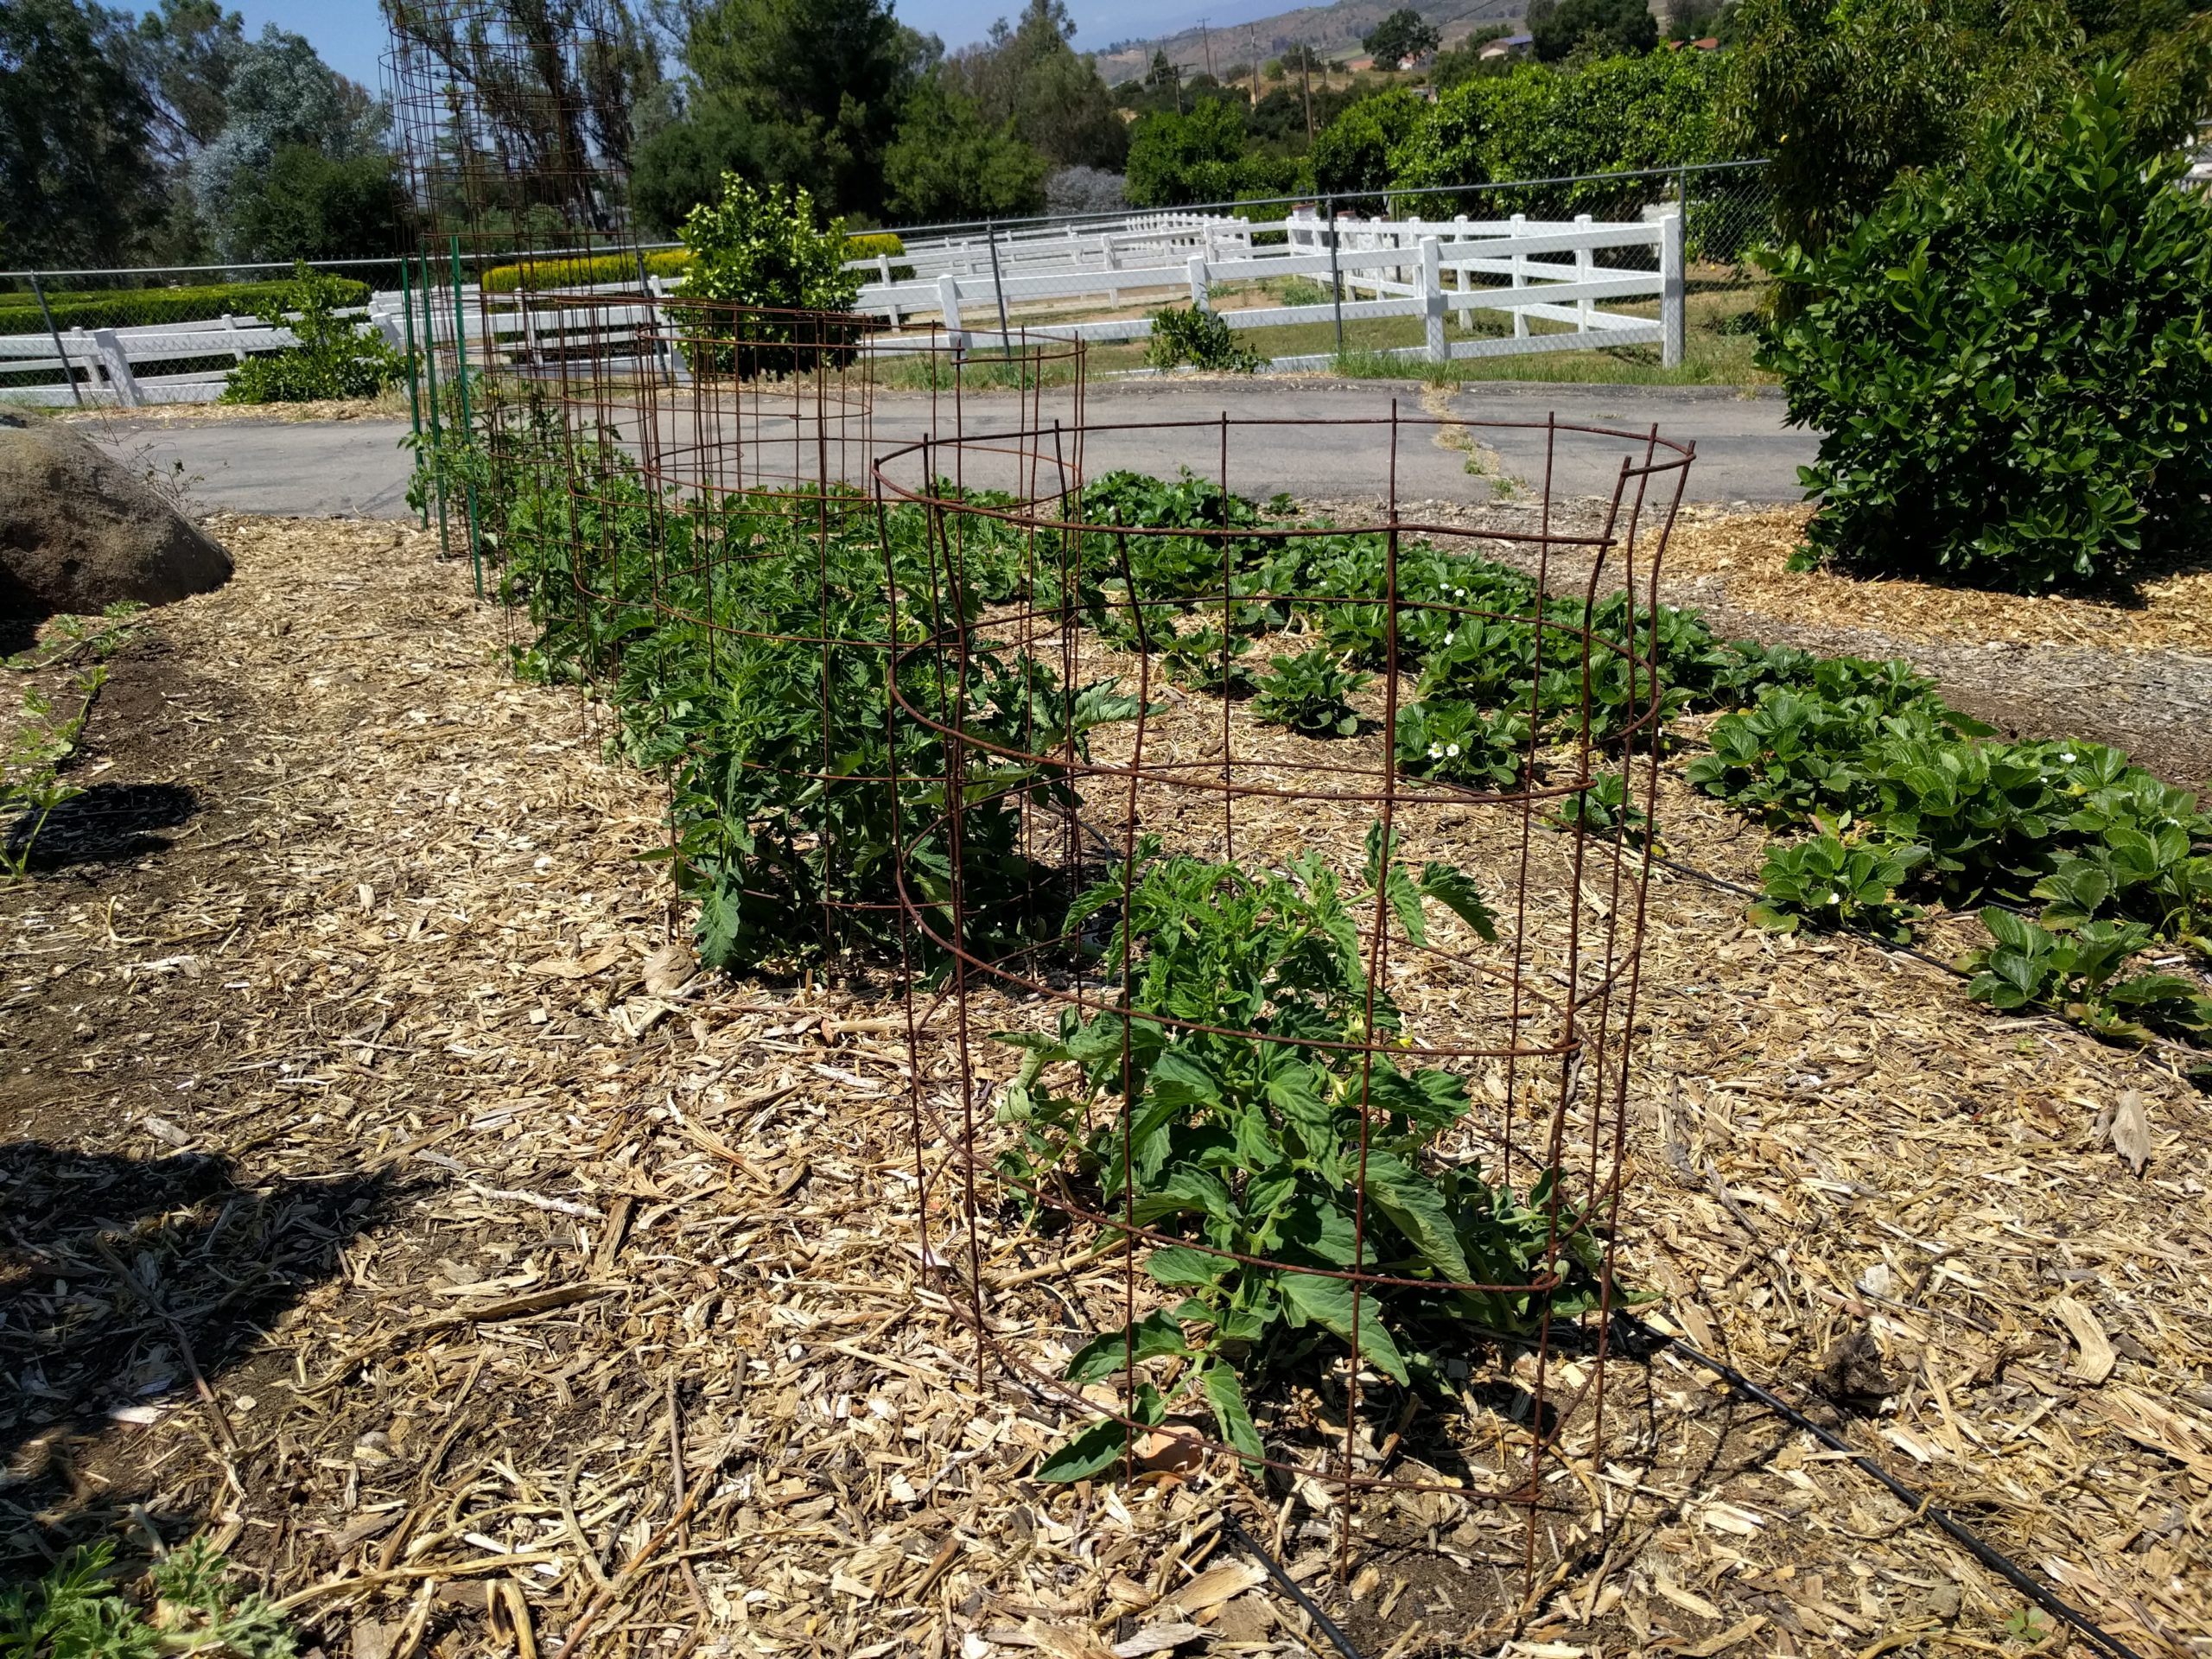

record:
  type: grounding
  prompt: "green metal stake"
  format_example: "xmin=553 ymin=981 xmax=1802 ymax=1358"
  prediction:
xmin=416 ymin=254 xmax=451 ymax=561
xmin=448 ymin=234 xmax=483 ymax=599
xmin=400 ymin=259 xmax=427 ymax=529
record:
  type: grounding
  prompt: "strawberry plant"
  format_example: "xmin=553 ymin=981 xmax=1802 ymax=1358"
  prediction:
xmin=1967 ymin=908 xmax=2212 ymax=1043
xmin=994 ymin=828 xmax=1630 ymax=1479
xmin=1748 ymin=818 xmax=1923 ymax=939
xmin=1163 ymin=626 xmax=1260 ymax=696
xmin=1254 ymin=647 xmax=1368 ymax=738
xmin=1393 ymin=701 xmax=1529 ymax=791
xmin=1554 ymin=771 xmax=1653 ymax=847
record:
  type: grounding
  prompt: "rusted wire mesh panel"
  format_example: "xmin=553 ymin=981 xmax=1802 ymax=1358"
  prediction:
xmin=385 ymin=0 xmax=662 ymax=569
xmin=496 ymin=301 xmax=1091 ymax=973
xmin=877 ymin=413 xmax=1690 ymax=1614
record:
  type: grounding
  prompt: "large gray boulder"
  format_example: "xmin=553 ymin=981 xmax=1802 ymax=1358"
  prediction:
xmin=0 ymin=414 xmax=232 ymax=617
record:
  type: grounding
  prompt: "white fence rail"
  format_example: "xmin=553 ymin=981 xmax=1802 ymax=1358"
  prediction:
xmin=853 ymin=207 xmax=1685 ymax=370
xmin=1 ymin=207 xmax=1681 ymax=404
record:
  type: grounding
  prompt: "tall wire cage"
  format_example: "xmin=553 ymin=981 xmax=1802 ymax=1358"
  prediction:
xmin=386 ymin=0 xmax=1096 ymax=975
xmin=876 ymin=410 xmax=1692 ymax=1630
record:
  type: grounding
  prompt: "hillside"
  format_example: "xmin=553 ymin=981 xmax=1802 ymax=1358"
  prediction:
xmin=1094 ymin=0 xmax=1522 ymax=83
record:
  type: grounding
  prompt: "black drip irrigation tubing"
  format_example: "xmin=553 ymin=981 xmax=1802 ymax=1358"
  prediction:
xmin=1215 ymin=1316 xmax=2149 ymax=1659
xmin=1219 ymin=1513 xmax=1365 ymax=1659
xmin=1615 ymin=1312 xmax=2152 ymax=1659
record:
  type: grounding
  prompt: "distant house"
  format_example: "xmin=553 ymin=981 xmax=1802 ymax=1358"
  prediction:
xmin=1663 ymin=35 xmax=1721 ymax=48
xmin=1478 ymin=32 xmax=1534 ymax=60
xmin=1345 ymin=54 xmax=1376 ymax=71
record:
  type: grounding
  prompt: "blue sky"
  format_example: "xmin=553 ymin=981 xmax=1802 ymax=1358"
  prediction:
xmin=221 ymin=0 xmax=1280 ymax=90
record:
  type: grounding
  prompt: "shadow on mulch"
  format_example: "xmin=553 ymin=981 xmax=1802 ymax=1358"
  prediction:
xmin=0 ymin=1144 xmax=397 ymax=1564
xmin=6 ymin=782 xmax=200 ymax=871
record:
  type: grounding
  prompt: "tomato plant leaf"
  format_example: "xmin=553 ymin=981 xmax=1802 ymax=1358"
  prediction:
xmin=1279 ymin=1269 xmax=1410 ymax=1384
xmin=1064 ymin=1309 xmax=1190 ymax=1383
xmin=1360 ymin=1148 xmax=1473 ymax=1283
xmin=1200 ymin=1362 xmax=1265 ymax=1472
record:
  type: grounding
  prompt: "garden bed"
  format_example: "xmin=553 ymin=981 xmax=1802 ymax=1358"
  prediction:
xmin=3 ymin=514 xmax=2208 ymax=1659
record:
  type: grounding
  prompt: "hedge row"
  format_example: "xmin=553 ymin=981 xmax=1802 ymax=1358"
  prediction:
xmin=479 ymin=248 xmax=694 ymax=296
xmin=0 ymin=278 xmax=370 ymax=338
xmin=479 ymin=233 xmax=908 ymax=296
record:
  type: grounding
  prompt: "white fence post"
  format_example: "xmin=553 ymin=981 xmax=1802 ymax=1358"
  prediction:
xmin=1660 ymin=210 xmax=1685 ymax=369
xmin=90 ymin=327 xmax=142 ymax=406
xmin=937 ymin=274 xmax=965 ymax=352
xmin=1420 ymin=237 xmax=1446 ymax=364
xmin=1187 ymin=254 xmax=1209 ymax=311
xmin=1574 ymin=214 xmax=1594 ymax=334
xmin=1510 ymin=213 xmax=1529 ymax=340
xmin=1453 ymin=216 xmax=1471 ymax=329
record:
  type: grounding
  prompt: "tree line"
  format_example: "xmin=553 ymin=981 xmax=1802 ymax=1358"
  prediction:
xmin=1 ymin=0 xmax=2202 ymax=270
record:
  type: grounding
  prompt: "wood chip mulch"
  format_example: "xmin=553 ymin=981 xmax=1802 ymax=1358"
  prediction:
xmin=1 ymin=514 xmax=2207 ymax=1659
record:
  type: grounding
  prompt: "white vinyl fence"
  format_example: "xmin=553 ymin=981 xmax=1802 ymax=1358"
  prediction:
xmin=0 ymin=301 xmax=425 ymax=409
xmin=847 ymin=207 xmax=1687 ymax=370
xmin=0 ymin=205 xmax=1682 ymax=404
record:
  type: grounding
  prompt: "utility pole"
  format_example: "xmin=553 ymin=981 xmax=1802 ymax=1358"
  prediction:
xmin=1198 ymin=16 xmax=1213 ymax=78
xmin=1300 ymin=48 xmax=1314 ymax=141
xmin=1248 ymin=26 xmax=1259 ymax=105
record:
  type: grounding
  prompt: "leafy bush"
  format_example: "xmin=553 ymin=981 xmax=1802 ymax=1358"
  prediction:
xmin=1308 ymin=87 xmax=1427 ymax=198
xmin=0 ymin=276 xmax=370 ymax=336
xmin=1146 ymin=305 xmax=1264 ymax=373
xmin=1389 ymin=52 xmax=1732 ymax=211
xmin=1254 ymin=646 xmax=1367 ymax=736
xmin=1760 ymin=70 xmax=2212 ymax=591
xmin=0 ymin=1538 xmax=297 ymax=1657
xmin=219 ymin=262 xmax=403 ymax=404
xmin=1124 ymin=100 xmax=1302 ymax=208
xmin=669 ymin=175 xmax=865 ymax=378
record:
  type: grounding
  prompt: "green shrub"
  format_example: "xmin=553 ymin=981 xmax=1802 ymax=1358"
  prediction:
xmin=0 ymin=277 xmax=369 ymax=336
xmin=1147 ymin=305 xmax=1264 ymax=373
xmin=480 ymin=248 xmax=693 ymax=296
xmin=219 ymin=262 xmax=403 ymax=404
xmin=1760 ymin=69 xmax=2212 ymax=592
xmin=844 ymin=232 xmax=916 ymax=282
xmin=667 ymin=175 xmax=866 ymax=378
xmin=1389 ymin=52 xmax=1731 ymax=213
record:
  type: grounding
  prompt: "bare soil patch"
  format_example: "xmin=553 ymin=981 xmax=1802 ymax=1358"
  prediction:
xmin=1 ymin=516 xmax=2206 ymax=1659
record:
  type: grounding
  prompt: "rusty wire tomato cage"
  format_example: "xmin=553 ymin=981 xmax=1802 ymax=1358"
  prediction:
xmin=874 ymin=410 xmax=1692 ymax=1625
xmin=505 ymin=289 xmax=1091 ymax=969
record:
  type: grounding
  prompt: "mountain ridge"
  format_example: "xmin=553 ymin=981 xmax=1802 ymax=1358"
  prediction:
xmin=1093 ymin=0 xmax=1522 ymax=85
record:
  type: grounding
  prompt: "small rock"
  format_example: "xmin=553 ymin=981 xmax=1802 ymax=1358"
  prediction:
xmin=641 ymin=941 xmax=697 ymax=995
xmin=1815 ymin=1330 xmax=1896 ymax=1408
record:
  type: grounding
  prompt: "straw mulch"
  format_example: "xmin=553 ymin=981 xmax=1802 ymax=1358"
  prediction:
xmin=2 ymin=514 xmax=2209 ymax=1659
xmin=1662 ymin=508 xmax=2212 ymax=655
